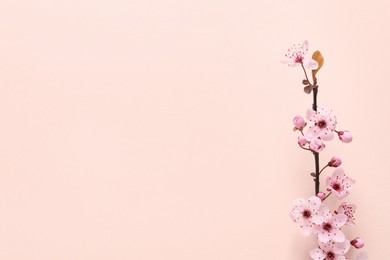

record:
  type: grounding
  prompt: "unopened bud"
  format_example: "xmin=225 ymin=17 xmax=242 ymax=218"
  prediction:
xmin=310 ymin=138 xmax=325 ymax=152
xmin=338 ymin=131 xmax=353 ymax=143
xmin=293 ymin=115 xmax=306 ymax=131
xmin=298 ymin=136 xmax=308 ymax=146
xmin=351 ymin=237 xmax=365 ymax=249
xmin=316 ymin=192 xmax=326 ymax=201
xmin=328 ymin=157 xmax=342 ymax=167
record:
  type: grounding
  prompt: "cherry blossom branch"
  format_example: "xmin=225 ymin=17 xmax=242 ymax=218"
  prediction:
xmin=311 ymin=78 xmax=320 ymax=195
xmin=285 ymin=41 xmax=367 ymax=260
xmin=300 ymin=64 xmax=320 ymax=194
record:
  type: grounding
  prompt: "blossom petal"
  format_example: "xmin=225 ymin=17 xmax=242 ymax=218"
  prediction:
xmin=281 ymin=60 xmax=301 ymax=67
xmin=333 ymin=239 xmax=351 ymax=255
xmin=331 ymin=228 xmax=345 ymax=242
xmin=290 ymin=210 xmax=303 ymax=223
xmin=292 ymin=198 xmax=306 ymax=211
xmin=307 ymin=196 xmax=322 ymax=210
xmin=321 ymin=129 xmax=334 ymax=141
xmin=302 ymin=40 xmax=309 ymax=55
xmin=300 ymin=221 xmax=314 ymax=236
xmin=317 ymin=229 xmax=331 ymax=243
xmin=355 ymin=251 xmax=369 ymax=260
xmin=304 ymin=57 xmax=319 ymax=70
xmin=306 ymin=109 xmax=317 ymax=121
xmin=333 ymin=214 xmax=347 ymax=228
xmin=310 ymin=248 xmax=325 ymax=260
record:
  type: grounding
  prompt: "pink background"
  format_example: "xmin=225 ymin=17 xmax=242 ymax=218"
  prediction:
xmin=0 ymin=0 xmax=389 ymax=259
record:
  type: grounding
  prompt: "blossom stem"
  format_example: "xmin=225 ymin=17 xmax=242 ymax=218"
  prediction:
xmin=312 ymin=86 xmax=320 ymax=195
xmin=299 ymin=146 xmax=312 ymax=152
xmin=301 ymin=65 xmax=313 ymax=86
xmin=319 ymin=165 xmax=328 ymax=176
xmin=323 ymin=191 xmax=332 ymax=201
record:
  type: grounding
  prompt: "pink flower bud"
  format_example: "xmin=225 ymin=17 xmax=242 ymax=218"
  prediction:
xmin=310 ymin=138 xmax=325 ymax=152
xmin=351 ymin=237 xmax=365 ymax=249
xmin=338 ymin=131 xmax=353 ymax=143
xmin=316 ymin=192 xmax=326 ymax=201
xmin=298 ymin=136 xmax=308 ymax=146
xmin=328 ymin=157 xmax=342 ymax=167
xmin=293 ymin=115 xmax=306 ymax=130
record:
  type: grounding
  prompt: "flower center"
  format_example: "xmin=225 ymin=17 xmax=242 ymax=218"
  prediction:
xmin=327 ymin=251 xmax=335 ymax=259
xmin=302 ymin=209 xmax=311 ymax=219
xmin=295 ymin=56 xmax=304 ymax=64
xmin=323 ymin=222 xmax=332 ymax=232
xmin=332 ymin=183 xmax=341 ymax=191
xmin=317 ymin=120 xmax=327 ymax=129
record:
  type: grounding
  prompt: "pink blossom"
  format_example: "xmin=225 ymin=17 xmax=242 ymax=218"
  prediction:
xmin=293 ymin=115 xmax=306 ymax=131
xmin=355 ymin=251 xmax=369 ymax=260
xmin=310 ymin=138 xmax=325 ymax=152
xmin=306 ymin=107 xmax=337 ymax=141
xmin=310 ymin=239 xmax=350 ymax=260
xmin=338 ymin=131 xmax=353 ymax=143
xmin=328 ymin=157 xmax=342 ymax=167
xmin=314 ymin=207 xmax=347 ymax=243
xmin=298 ymin=136 xmax=308 ymax=146
xmin=290 ymin=196 xmax=325 ymax=236
xmin=351 ymin=237 xmax=365 ymax=249
xmin=316 ymin=192 xmax=326 ymax=201
xmin=336 ymin=202 xmax=356 ymax=226
xmin=282 ymin=40 xmax=319 ymax=69
xmin=326 ymin=168 xmax=355 ymax=199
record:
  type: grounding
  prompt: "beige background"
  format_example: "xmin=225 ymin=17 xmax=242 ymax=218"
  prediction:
xmin=0 ymin=0 xmax=388 ymax=259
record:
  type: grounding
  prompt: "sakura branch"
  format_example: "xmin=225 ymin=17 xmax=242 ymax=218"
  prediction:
xmin=283 ymin=40 xmax=368 ymax=260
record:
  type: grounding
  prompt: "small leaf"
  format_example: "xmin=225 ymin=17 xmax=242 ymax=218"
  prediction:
xmin=302 ymin=79 xmax=309 ymax=85
xmin=312 ymin=50 xmax=324 ymax=76
xmin=304 ymin=85 xmax=313 ymax=94
xmin=310 ymin=172 xmax=316 ymax=177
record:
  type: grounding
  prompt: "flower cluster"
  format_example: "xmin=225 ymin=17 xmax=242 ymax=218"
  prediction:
xmin=290 ymin=162 xmax=362 ymax=259
xmin=293 ymin=108 xmax=352 ymax=153
xmin=284 ymin=41 xmax=367 ymax=260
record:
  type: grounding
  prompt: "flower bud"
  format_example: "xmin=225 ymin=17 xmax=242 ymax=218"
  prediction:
xmin=298 ymin=136 xmax=308 ymax=146
xmin=310 ymin=138 xmax=325 ymax=152
xmin=351 ymin=237 xmax=365 ymax=249
xmin=293 ymin=115 xmax=306 ymax=131
xmin=316 ymin=192 xmax=326 ymax=201
xmin=338 ymin=131 xmax=353 ymax=143
xmin=328 ymin=157 xmax=342 ymax=167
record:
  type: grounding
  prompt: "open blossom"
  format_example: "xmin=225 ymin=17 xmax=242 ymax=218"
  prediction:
xmin=290 ymin=196 xmax=325 ymax=236
xmin=310 ymin=239 xmax=350 ymax=260
xmin=336 ymin=202 xmax=356 ymax=226
xmin=306 ymin=108 xmax=337 ymax=141
xmin=315 ymin=207 xmax=347 ymax=243
xmin=282 ymin=40 xmax=319 ymax=69
xmin=326 ymin=168 xmax=355 ymax=199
